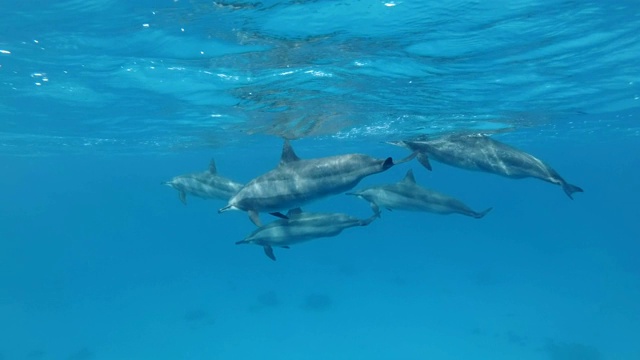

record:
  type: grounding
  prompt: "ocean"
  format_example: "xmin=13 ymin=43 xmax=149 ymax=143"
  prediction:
xmin=1 ymin=1 xmax=639 ymax=359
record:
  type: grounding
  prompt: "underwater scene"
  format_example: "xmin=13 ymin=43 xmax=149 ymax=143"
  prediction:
xmin=1 ymin=0 xmax=639 ymax=359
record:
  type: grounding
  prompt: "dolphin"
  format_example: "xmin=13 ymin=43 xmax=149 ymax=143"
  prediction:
xmin=347 ymin=169 xmax=492 ymax=218
xmin=218 ymin=140 xmax=407 ymax=226
xmin=235 ymin=208 xmax=379 ymax=261
xmin=163 ymin=159 xmax=243 ymax=205
xmin=389 ymin=133 xmax=583 ymax=199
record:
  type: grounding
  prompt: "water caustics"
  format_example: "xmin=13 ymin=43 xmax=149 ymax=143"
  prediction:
xmin=0 ymin=0 xmax=639 ymax=155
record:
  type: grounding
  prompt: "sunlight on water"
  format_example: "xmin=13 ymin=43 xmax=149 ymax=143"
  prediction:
xmin=0 ymin=0 xmax=638 ymax=154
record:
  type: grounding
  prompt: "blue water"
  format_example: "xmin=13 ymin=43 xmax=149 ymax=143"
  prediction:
xmin=1 ymin=0 xmax=639 ymax=359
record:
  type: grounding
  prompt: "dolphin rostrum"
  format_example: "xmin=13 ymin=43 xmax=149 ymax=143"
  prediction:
xmin=163 ymin=159 xmax=243 ymax=205
xmin=347 ymin=169 xmax=492 ymax=218
xmin=235 ymin=208 xmax=379 ymax=261
xmin=389 ymin=133 xmax=583 ymax=199
xmin=218 ymin=140 xmax=404 ymax=226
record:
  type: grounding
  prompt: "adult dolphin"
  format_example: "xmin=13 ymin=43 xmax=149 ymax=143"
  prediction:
xmin=389 ymin=133 xmax=583 ymax=199
xmin=163 ymin=159 xmax=243 ymax=204
xmin=219 ymin=140 xmax=406 ymax=226
xmin=236 ymin=208 xmax=379 ymax=261
xmin=347 ymin=169 xmax=492 ymax=218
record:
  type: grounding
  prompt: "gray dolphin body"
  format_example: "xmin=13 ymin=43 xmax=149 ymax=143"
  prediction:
xmin=390 ymin=133 xmax=583 ymax=199
xmin=236 ymin=209 xmax=379 ymax=260
xmin=163 ymin=159 xmax=243 ymax=205
xmin=348 ymin=169 xmax=492 ymax=219
xmin=218 ymin=140 xmax=396 ymax=226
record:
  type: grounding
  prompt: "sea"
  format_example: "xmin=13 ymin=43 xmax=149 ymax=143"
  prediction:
xmin=1 ymin=1 xmax=639 ymax=359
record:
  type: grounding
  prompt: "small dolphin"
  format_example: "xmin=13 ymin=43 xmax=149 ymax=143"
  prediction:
xmin=389 ymin=133 xmax=583 ymax=199
xmin=219 ymin=140 xmax=407 ymax=226
xmin=347 ymin=169 xmax=492 ymax=218
xmin=163 ymin=159 xmax=243 ymax=205
xmin=235 ymin=208 xmax=379 ymax=261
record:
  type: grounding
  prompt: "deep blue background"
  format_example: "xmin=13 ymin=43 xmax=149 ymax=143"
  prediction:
xmin=1 ymin=134 xmax=639 ymax=359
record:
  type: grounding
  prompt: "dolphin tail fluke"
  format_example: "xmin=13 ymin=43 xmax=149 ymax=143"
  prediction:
xmin=179 ymin=190 xmax=187 ymax=205
xmin=263 ymin=245 xmax=276 ymax=261
xmin=396 ymin=151 xmax=418 ymax=165
xmin=361 ymin=211 xmax=380 ymax=226
xmin=474 ymin=207 xmax=493 ymax=219
xmin=562 ymin=182 xmax=583 ymax=200
xmin=416 ymin=153 xmax=432 ymax=171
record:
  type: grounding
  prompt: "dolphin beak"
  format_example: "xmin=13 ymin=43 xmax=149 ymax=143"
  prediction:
xmin=218 ymin=205 xmax=237 ymax=213
xmin=385 ymin=140 xmax=405 ymax=147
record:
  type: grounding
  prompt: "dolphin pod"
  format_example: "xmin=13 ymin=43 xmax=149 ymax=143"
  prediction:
xmin=389 ymin=133 xmax=583 ymax=199
xmin=163 ymin=135 xmax=582 ymax=261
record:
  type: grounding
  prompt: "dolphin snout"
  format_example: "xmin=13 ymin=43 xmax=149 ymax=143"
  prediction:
xmin=385 ymin=140 xmax=405 ymax=147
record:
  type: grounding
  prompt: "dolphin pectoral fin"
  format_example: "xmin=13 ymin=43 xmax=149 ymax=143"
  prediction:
xmin=562 ymin=182 xmax=583 ymax=200
xmin=179 ymin=191 xmax=187 ymax=205
xmin=396 ymin=151 xmax=418 ymax=164
xmin=249 ymin=210 xmax=262 ymax=227
xmin=269 ymin=212 xmax=289 ymax=220
xmin=369 ymin=202 xmax=381 ymax=215
xmin=280 ymin=246 xmax=290 ymax=249
xmin=263 ymin=246 xmax=276 ymax=261
xmin=473 ymin=207 xmax=493 ymax=219
xmin=416 ymin=153 xmax=432 ymax=171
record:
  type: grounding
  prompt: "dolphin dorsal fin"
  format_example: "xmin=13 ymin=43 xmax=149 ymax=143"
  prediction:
xmin=401 ymin=169 xmax=416 ymax=183
xmin=286 ymin=207 xmax=303 ymax=217
xmin=209 ymin=159 xmax=217 ymax=174
xmin=279 ymin=140 xmax=300 ymax=166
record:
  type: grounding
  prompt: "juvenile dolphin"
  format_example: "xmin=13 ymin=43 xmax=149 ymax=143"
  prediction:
xmin=389 ymin=133 xmax=583 ymax=199
xmin=163 ymin=159 xmax=243 ymax=205
xmin=235 ymin=208 xmax=379 ymax=261
xmin=347 ymin=169 xmax=492 ymax=218
xmin=218 ymin=140 xmax=402 ymax=226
